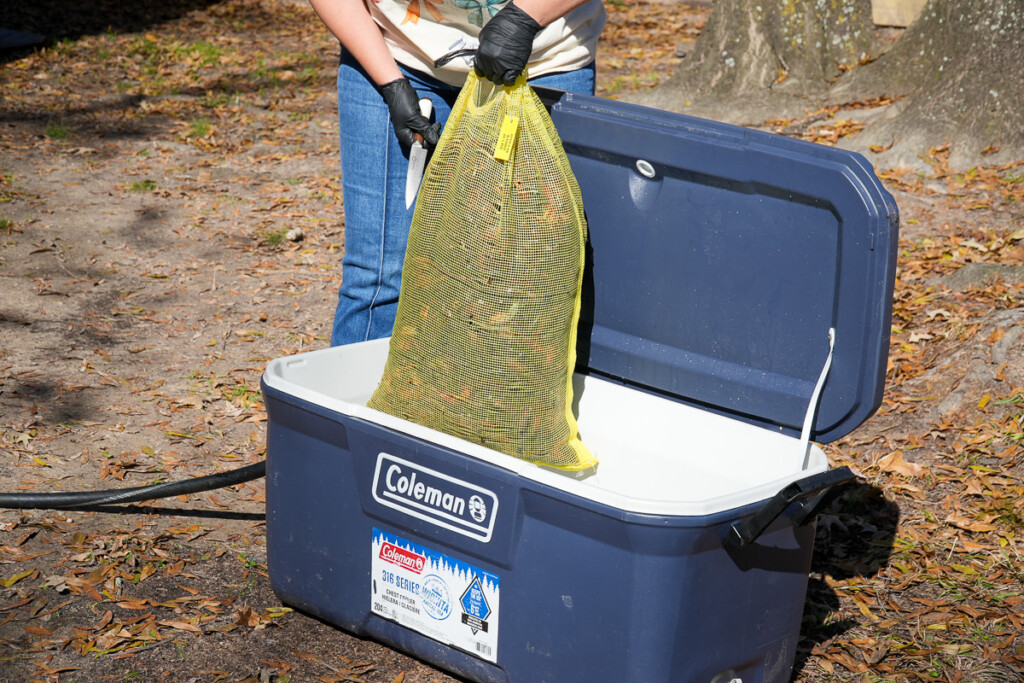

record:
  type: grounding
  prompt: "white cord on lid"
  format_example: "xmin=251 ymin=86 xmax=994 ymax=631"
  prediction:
xmin=799 ymin=328 xmax=836 ymax=470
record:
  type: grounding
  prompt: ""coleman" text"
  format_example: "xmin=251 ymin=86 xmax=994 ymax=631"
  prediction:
xmin=385 ymin=464 xmax=466 ymax=516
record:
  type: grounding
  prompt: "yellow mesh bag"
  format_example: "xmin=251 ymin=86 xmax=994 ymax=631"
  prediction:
xmin=367 ymin=71 xmax=595 ymax=472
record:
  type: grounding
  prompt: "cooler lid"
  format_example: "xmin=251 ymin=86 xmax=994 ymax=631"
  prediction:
xmin=544 ymin=92 xmax=899 ymax=443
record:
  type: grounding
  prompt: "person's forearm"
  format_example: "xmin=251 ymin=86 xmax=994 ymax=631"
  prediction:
xmin=513 ymin=0 xmax=594 ymax=27
xmin=309 ymin=0 xmax=403 ymax=85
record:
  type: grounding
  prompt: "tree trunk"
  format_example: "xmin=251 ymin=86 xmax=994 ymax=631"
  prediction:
xmin=636 ymin=0 xmax=878 ymax=121
xmin=637 ymin=0 xmax=1024 ymax=170
xmin=833 ymin=0 xmax=1024 ymax=169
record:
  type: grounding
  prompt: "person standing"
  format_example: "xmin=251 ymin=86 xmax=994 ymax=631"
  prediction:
xmin=308 ymin=0 xmax=605 ymax=346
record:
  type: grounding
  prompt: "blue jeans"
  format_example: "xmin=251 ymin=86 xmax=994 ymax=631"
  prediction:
xmin=330 ymin=54 xmax=596 ymax=346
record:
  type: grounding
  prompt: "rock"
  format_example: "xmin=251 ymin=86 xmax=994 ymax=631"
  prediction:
xmin=937 ymin=358 xmax=992 ymax=416
xmin=992 ymin=325 xmax=1024 ymax=365
xmin=938 ymin=263 xmax=1024 ymax=291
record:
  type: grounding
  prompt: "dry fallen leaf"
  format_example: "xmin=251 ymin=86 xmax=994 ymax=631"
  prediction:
xmin=1 ymin=569 xmax=37 ymax=588
xmin=945 ymin=515 xmax=998 ymax=533
xmin=158 ymin=619 xmax=202 ymax=633
xmin=877 ymin=450 xmax=927 ymax=478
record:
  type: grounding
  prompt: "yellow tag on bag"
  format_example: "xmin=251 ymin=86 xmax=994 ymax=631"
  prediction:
xmin=493 ymin=114 xmax=519 ymax=161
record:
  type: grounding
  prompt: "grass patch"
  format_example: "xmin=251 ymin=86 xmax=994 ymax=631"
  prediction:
xmin=187 ymin=119 xmax=212 ymax=138
xmin=0 ymin=174 xmax=17 ymax=202
xmin=128 ymin=179 xmax=157 ymax=192
xmin=127 ymin=35 xmax=161 ymax=62
xmin=261 ymin=228 xmax=288 ymax=247
xmin=45 ymin=124 xmax=69 ymax=140
xmin=201 ymin=91 xmax=233 ymax=108
xmin=52 ymin=37 xmax=78 ymax=57
xmin=989 ymin=500 xmax=1024 ymax=532
xmin=189 ymin=40 xmax=223 ymax=64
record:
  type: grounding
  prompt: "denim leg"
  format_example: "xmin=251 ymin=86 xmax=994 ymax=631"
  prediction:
xmin=331 ymin=61 xmax=401 ymax=345
xmin=330 ymin=57 xmax=461 ymax=346
xmin=529 ymin=61 xmax=596 ymax=95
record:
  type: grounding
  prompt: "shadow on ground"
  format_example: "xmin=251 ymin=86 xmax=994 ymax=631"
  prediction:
xmin=54 ymin=503 xmax=265 ymax=521
xmin=792 ymin=483 xmax=900 ymax=680
xmin=1 ymin=0 xmax=223 ymax=51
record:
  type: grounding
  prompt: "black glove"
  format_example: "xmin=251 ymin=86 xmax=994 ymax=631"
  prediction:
xmin=380 ymin=78 xmax=441 ymax=149
xmin=474 ymin=2 xmax=542 ymax=86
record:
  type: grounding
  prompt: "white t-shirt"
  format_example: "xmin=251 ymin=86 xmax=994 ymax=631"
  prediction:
xmin=367 ymin=0 xmax=606 ymax=86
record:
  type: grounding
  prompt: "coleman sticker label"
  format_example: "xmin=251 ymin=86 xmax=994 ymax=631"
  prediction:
xmin=372 ymin=453 xmax=498 ymax=542
xmin=371 ymin=528 xmax=500 ymax=663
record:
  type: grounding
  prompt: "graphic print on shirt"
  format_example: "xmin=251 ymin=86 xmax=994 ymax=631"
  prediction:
xmin=402 ymin=0 xmax=446 ymax=24
xmin=455 ymin=0 xmax=506 ymax=27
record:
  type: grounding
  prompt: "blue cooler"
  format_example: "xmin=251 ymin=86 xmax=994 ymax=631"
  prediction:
xmin=261 ymin=91 xmax=899 ymax=683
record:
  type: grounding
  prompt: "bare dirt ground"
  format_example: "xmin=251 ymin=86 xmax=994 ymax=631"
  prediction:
xmin=1 ymin=1 xmax=1023 ymax=682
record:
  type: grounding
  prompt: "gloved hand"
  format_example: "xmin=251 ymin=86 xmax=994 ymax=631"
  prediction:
xmin=380 ymin=78 xmax=441 ymax=149
xmin=474 ymin=2 xmax=542 ymax=86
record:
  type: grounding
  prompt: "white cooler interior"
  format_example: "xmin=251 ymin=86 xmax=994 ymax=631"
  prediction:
xmin=264 ymin=339 xmax=829 ymax=518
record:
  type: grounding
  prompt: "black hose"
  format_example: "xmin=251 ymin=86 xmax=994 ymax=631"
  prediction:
xmin=0 ymin=461 xmax=266 ymax=510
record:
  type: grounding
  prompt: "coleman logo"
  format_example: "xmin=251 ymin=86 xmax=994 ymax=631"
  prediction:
xmin=379 ymin=541 xmax=426 ymax=574
xmin=372 ymin=454 xmax=499 ymax=542
xmin=385 ymin=465 xmax=466 ymax=516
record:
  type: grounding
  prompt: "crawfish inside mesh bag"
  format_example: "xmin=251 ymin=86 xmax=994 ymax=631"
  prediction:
xmin=367 ymin=71 xmax=595 ymax=472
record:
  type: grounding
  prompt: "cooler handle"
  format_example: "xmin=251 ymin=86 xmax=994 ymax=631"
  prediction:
xmin=723 ymin=466 xmax=857 ymax=549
